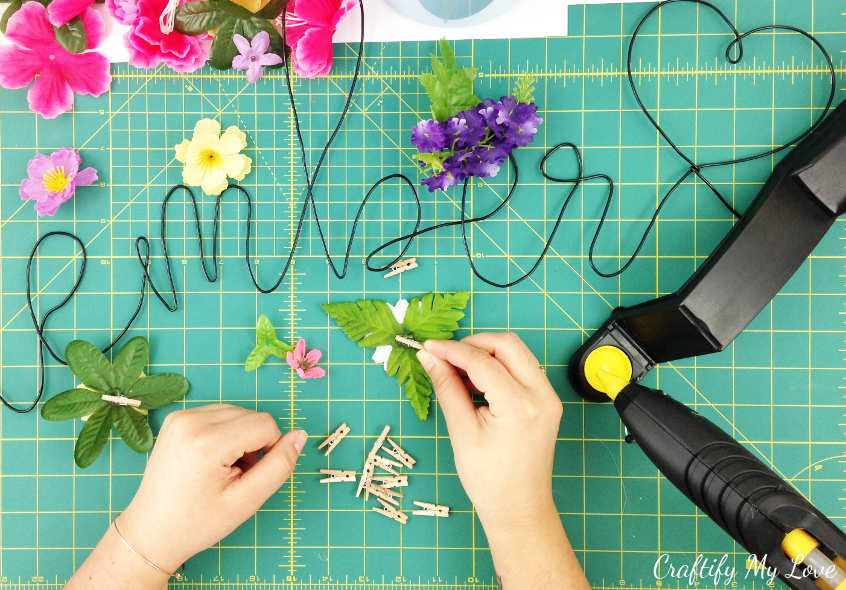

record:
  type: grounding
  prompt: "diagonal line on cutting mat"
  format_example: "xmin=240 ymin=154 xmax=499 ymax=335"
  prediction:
xmin=1 ymin=157 xmax=176 ymax=332
xmin=322 ymin=73 xmax=589 ymax=335
xmin=353 ymin=54 xmax=618 ymax=311
xmin=0 ymin=70 xmax=162 ymax=230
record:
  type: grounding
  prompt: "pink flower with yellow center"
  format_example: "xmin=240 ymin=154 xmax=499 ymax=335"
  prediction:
xmin=19 ymin=148 xmax=98 ymax=216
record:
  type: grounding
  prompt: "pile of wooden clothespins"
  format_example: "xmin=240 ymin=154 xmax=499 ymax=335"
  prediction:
xmin=318 ymin=422 xmax=449 ymax=524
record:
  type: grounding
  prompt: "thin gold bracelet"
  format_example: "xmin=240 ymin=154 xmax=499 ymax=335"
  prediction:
xmin=112 ymin=514 xmax=185 ymax=581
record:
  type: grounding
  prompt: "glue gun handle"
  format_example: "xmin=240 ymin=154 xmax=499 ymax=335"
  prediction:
xmin=615 ymin=383 xmax=839 ymax=590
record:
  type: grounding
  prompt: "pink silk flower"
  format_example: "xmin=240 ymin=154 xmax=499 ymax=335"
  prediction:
xmin=279 ymin=0 xmax=356 ymax=78
xmin=0 ymin=2 xmax=110 ymax=119
xmin=286 ymin=338 xmax=326 ymax=379
xmin=46 ymin=0 xmax=95 ymax=26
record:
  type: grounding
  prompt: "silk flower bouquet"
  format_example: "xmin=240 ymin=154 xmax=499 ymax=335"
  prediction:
xmin=411 ymin=39 xmax=543 ymax=192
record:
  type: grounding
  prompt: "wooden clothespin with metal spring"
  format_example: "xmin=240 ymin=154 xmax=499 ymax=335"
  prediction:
xmin=372 ymin=474 xmax=408 ymax=488
xmin=394 ymin=335 xmax=423 ymax=350
xmin=412 ymin=500 xmax=449 ymax=518
xmin=319 ymin=469 xmax=356 ymax=484
xmin=383 ymin=437 xmax=415 ymax=469
xmin=373 ymin=498 xmax=408 ymax=524
xmin=384 ymin=258 xmax=418 ymax=278
xmin=318 ymin=422 xmax=350 ymax=456
xmin=366 ymin=482 xmax=403 ymax=506
xmin=356 ymin=425 xmax=391 ymax=497
xmin=101 ymin=394 xmax=142 ymax=408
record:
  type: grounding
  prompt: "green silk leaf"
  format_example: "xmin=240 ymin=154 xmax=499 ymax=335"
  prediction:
xmin=256 ymin=314 xmax=276 ymax=345
xmin=324 ymin=291 xmax=469 ymax=420
xmin=65 ymin=340 xmax=115 ymax=393
xmin=41 ymin=388 xmax=104 ymax=421
xmin=418 ymin=38 xmax=480 ymax=121
xmin=245 ymin=315 xmax=293 ymax=370
xmin=268 ymin=340 xmax=293 ymax=358
xmin=245 ymin=346 xmax=272 ymax=371
xmin=174 ymin=0 xmax=228 ymax=35
xmin=128 ymin=374 xmax=190 ymax=410
xmin=513 ymin=72 xmax=537 ymax=104
xmin=54 ymin=16 xmax=87 ymax=54
xmin=322 ymin=300 xmax=400 ymax=347
xmin=254 ymin=0 xmax=288 ymax=19
xmin=403 ymin=291 xmax=470 ymax=341
xmin=113 ymin=408 xmax=154 ymax=453
xmin=111 ymin=336 xmax=149 ymax=391
xmin=210 ymin=19 xmax=237 ymax=69
xmin=74 ymin=405 xmax=114 ymax=468
xmin=386 ymin=346 xmax=432 ymax=420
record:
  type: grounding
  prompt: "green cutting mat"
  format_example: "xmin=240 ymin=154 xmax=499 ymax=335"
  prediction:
xmin=1 ymin=1 xmax=846 ymax=588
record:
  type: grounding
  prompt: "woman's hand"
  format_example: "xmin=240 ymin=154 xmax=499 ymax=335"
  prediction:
xmin=66 ymin=404 xmax=306 ymax=589
xmin=417 ymin=333 xmax=589 ymax=590
xmin=120 ymin=404 xmax=307 ymax=572
xmin=417 ymin=333 xmax=562 ymax=526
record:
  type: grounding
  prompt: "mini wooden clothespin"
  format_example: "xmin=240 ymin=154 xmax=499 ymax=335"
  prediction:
xmin=370 ymin=454 xmax=401 ymax=476
xmin=318 ymin=423 xmax=350 ymax=456
xmin=372 ymin=474 xmax=408 ymax=488
xmin=101 ymin=394 xmax=142 ymax=408
xmin=383 ymin=437 xmax=416 ymax=468
xmin=384 ymin=258 xmax=418 ymax=278
xmin=411 ymin=500 xmax=450 ymax=518
xmin=319 ymin=469 xmax=356 ymax=484
xmin=356 ymin=425 xmax=391 ymax=497
xmin=373 ymin=498 xmax=408 ymax=524
xmin=394 ymin=335 xmax=423 ymax=350
xmin=366 ymin=483 xmax=400 ymax=507
xmin=367 ymin=482 xmax=403 ymax=503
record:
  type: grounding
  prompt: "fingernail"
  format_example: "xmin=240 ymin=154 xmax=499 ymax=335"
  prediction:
xmin=291 ymin=429 xmax=308 ymax=453
xmin=417 ymin=349 xmax=434 ymax=372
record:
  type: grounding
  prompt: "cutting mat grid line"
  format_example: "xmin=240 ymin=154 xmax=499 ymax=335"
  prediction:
xmin=1 ymin=1 xmax=846 ymax=588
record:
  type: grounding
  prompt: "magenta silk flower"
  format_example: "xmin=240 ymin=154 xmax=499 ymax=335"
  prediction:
xmin=277 ymin=0 xmax=355 ymax=78
xmin=47 ymin=0 xmax=95 ymax=26
xmin=107 ymin=0 xmax=139 ymax=24
xmin=286 ymin=338 xmax=326 ymax=379
xmin=232 ymin=31 xmax=283 ymax=83
xmin=123 ymin=0 xmax=210 ymax=72
xmin=0 ymin=2 xmax=110 ymax=119
xmin=20 ymin=149 xmax=98 ymax=216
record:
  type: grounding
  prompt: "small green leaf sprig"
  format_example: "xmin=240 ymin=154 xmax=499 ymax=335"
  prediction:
xmin=244 ymin=314 xmax=293 ymax=371
xmin=418 ymin=39 xmax=481 ymax=122
xmin=41 ymin=337 xmax=190 ymax=468
xmin=322 ymin=291 xmax=470 ymax=420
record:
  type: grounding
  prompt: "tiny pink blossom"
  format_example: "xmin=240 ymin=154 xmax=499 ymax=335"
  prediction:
xmin=286 ymin=338 xmax=326 ymax=379
xmin=275 ymin=0 xmax=355 ymax=78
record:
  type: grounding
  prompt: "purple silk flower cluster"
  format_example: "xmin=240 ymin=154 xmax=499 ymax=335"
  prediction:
xmin=411 ymin=96 xmax=543 ymax=191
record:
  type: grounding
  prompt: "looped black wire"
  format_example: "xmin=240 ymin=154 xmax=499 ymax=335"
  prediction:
xmin=3 ymin=0 xmax=836 ymax=412
xmin=606 ymin=0 xmax=837 ymax=278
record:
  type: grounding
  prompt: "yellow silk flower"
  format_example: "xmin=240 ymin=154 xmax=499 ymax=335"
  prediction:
xmin=175 ymin=119 xmax=252 ymax=195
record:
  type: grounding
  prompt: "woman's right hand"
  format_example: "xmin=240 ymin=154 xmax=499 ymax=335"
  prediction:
xmin=417 ymin=332 xmax=563 ymax=526
xmin=417 ymin=332 xmax=590 ymax=589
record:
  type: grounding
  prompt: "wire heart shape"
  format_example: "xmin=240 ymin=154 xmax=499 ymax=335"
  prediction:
xmin=594 ymin=0 xmax=837 ymax=278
